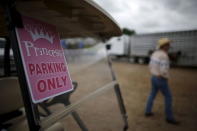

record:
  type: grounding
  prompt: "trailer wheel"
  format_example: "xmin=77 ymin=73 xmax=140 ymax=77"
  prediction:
xmin=138 ymin=58 xmax=145 ymax=64
xmin=144 ymin=57 xmax=150 ymax=64
xmin=134 ymin=57 xmax=138 ymax=63
xmin=128 ymin=58 xmax=134 ymax=63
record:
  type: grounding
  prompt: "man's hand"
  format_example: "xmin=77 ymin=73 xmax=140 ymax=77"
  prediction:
xmin=158 ymin=75 xmax=168 ymax=80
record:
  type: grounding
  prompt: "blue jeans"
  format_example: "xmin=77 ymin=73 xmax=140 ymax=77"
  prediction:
xmin=145 ymin=76 xmax=174 ymax=120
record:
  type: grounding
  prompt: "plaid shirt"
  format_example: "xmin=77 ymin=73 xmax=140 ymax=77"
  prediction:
xmin=149 ymin=50 xmax=170 ymax=78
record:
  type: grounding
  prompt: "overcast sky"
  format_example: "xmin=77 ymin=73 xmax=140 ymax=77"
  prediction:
xmin=94 ymin=0 xmax=197 ymax=34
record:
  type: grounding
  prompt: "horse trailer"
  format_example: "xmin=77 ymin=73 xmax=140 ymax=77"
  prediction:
xmin=129 ymin=30 xmax=197 ymax=66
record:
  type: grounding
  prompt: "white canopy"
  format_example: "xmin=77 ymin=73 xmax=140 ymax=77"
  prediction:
xmin=0 ymin=0 xmax=122 ymax=38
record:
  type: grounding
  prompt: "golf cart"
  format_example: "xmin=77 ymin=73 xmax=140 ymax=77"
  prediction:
xmin=0 ymin=0 xmax=128 ymax=130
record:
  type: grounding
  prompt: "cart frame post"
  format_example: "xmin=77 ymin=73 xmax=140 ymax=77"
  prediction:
xmin=2 ymin=1 xmax=41 ymax=131
xmin=105 ymin=45 xmax=129 ymax=131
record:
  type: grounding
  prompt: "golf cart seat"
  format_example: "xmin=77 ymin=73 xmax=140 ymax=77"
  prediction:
xmin=0 ymin=77 xmax=23 ymax=114
xmin=0 ymin=77 xmax=66 ymax=131
xmin=0 ymin=77 xmax=25 ymax=130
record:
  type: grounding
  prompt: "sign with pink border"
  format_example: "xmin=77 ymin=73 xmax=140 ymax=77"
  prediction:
xmin=15 ymin=16 xmax=73 ymax=103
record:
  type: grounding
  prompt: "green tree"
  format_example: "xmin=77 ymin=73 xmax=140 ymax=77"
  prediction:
xmin=122 ymin=28 xmax=136 ymax=36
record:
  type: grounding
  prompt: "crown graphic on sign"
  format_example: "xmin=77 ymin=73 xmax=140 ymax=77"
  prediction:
xmin=25 ymin=25 xmax=54 ymax=44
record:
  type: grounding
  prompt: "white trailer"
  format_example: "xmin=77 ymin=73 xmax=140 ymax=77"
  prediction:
xmin=129 ymin=30 xmax=197 ymax=66
xmin=107 ymin=35 xmax=130 ymax=58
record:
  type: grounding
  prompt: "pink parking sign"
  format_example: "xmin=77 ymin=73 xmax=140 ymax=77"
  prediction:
xmin=15 ymin=16 xmax=73 ymax=103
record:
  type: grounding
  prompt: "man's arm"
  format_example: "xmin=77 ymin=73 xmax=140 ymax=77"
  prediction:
xmin=159 ymin=58 xmax=169 ymax=79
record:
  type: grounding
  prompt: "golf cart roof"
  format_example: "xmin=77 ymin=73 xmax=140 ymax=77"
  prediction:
xmin=0 ymin=0 xmax=122 ymax=38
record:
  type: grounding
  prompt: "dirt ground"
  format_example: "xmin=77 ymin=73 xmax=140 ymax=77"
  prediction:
xmin=47 ymin=60 xmax=197 ymax=131
xmin=112 ymin=61 xmax=197 ymax=131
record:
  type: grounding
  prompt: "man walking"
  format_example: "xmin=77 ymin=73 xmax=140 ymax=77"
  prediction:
xmin=145 ymin=38 xmax=179 ymax=125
